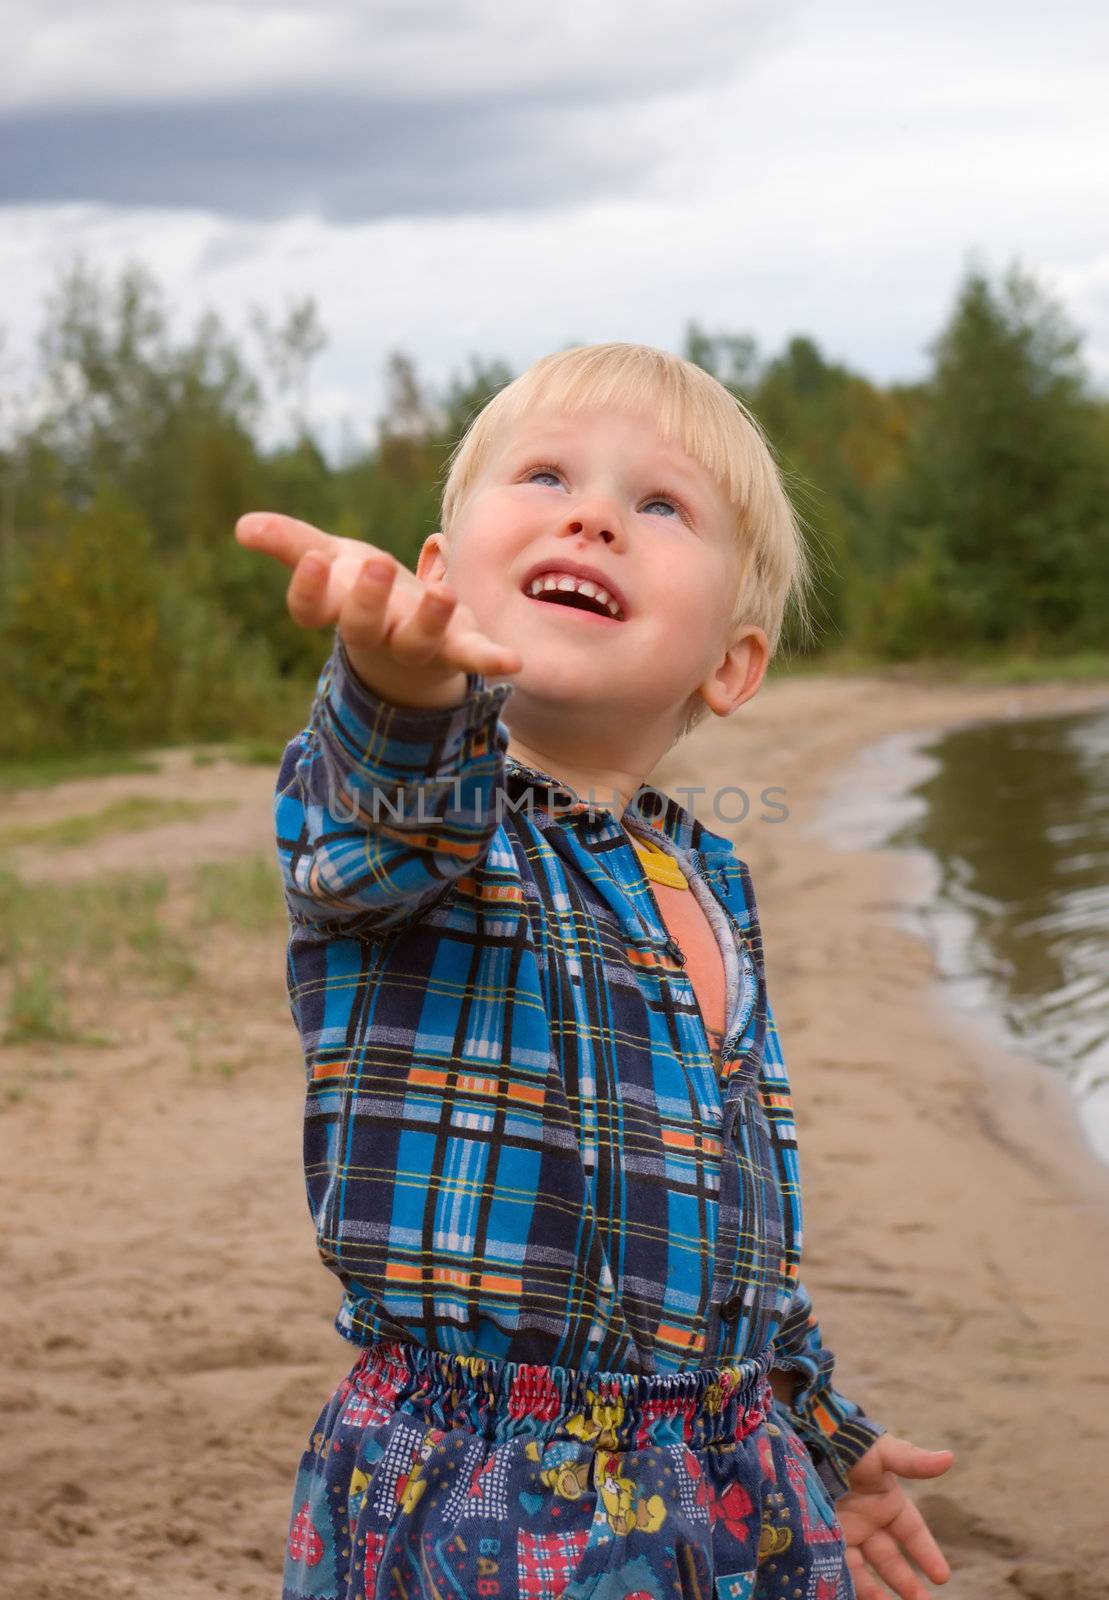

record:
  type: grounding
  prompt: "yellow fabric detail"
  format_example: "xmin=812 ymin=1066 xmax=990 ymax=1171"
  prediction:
xmin=630 ymin=834 xmax=689 ymax=890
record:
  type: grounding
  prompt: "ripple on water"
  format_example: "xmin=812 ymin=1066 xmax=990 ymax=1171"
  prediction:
xmin=811 ymin=705 xmax=1109 ymax=1169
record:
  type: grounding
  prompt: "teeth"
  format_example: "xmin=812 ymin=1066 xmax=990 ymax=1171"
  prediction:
xmin=525 ymin=571 xmax=624 ymax=618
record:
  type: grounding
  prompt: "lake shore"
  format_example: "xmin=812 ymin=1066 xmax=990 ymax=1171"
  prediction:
xmin=654 ymin=669 xmax=1109 ymax=1599
xmin=2 ymin=669 xmax=1109 ymax=1597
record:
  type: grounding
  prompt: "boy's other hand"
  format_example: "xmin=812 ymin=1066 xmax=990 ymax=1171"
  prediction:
xmin=835 ymin=1434 xmax=955 ymax=1600
xmin=235 ymin=513 xmax=521 ymax=709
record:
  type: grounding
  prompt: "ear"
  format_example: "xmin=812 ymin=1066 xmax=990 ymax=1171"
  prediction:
xmin=416 ymin=531 xmax=449 ymax=585
xmin=696 ymin=625 xmax=770 ymax=718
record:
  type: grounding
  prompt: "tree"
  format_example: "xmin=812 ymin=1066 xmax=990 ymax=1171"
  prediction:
xmin=753 ymin=337 xmax=916 ymax=652
xmin=34 ymin=259 xmax=263 ymax=552
xmin=683 ymin=321 xmax=760 ymax=395
xmin=440 ymin=355 xmax=515 ymax=439
xmin=868 ymin=258 xmax=1109 ymax=653
xmin=250 ymin=296 xmax=328 ymax=441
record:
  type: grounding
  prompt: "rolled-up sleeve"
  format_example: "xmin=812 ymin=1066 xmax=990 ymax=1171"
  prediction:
xmin=275 ymin=633 xmax=513 ymax=936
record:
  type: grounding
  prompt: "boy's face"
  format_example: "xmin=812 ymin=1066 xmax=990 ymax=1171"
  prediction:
xmin=418 ymin=406 xmax=765 ymax=735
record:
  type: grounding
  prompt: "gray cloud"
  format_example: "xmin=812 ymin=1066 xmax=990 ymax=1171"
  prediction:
xmin=2 ymin=91 xmax=669 ymax=221
xmin=2 ymin=0 xmax=789 ymax=220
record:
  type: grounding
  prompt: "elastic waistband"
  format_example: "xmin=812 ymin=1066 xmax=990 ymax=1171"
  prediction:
xmin=350 ymin=1340 xmax=775 ymax=1450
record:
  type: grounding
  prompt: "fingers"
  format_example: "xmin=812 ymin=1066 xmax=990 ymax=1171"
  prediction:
xmin=446 ymin=603 xmax=522 ymax=677
xmin=860 ymin=1527 xmax=935 ymax=1600
xmin=236 ymin=511 xmax=336 ymax=570
xmin=286 ymin=549 xmax=337 ymax=628
xmin=878 ymin=1436 xmax=955 ymax=1480
xmin=387 ymin=582 xmax=461 ymax=665
xmin=890 ymin=1499 xmax=952 ymax=1585
xmin=449 ymin=628 xmax=523 ymax=678
xmin=339 ymin=556 xmax=400 ymax=652
xmin=328 ymin=556 xmax=522 ymax=684
xmin=337 ymin=556 xmax=480 ymax=675
xmin=387 ymin=588 xmax=522 ymax=678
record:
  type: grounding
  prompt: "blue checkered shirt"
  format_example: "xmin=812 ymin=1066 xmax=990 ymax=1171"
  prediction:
xmin=274 ymin=636 xmax=885 ymax=1497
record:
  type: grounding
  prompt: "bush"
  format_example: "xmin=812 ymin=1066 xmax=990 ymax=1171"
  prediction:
xmin=857 ymin=525 xmax=987 ymax=660
xmin=0 ymin=483 xmax=302 ymax=758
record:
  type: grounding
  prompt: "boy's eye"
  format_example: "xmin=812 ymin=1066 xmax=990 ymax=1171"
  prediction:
xmin=642 ymin=496 xmax=680 ymax=518
xmin=522 ymin=466 xmax=688 ymax=524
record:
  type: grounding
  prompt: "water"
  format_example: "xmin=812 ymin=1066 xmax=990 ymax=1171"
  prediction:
xmin=813 ymin=704 xmax=1109 ymax=1166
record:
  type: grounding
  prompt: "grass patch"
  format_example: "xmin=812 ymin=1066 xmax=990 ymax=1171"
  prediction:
xmin=959 ymin=650 xmax=1109 ymax=685
xmin=227 ymin=738 xmax=291 ymax=766
xmin=0 ymin=855 xmax=284 ymax=984
xmin=1 ymin=962 xmax=113 ymax=1047
xmin=3 ymin=964 xmax=79 ymax=1045
xmin=125 ymin=910 xmax=199 ymax=993
xmin=191 ymin=853 xmax=285 ymax=934
xmin=0 ymin=851 xmax=288 ymax=1064
xmin=189 ymin=737 xmax=289 ymax=768
xmin=772 ymin=647 xmax=1109 ymax=685
xmin=0 ymin=865 xmax=192 ymax=983
xmin=0 ymin=750 xmax=162 ymax=792
xmin=8 ymin=795 xmax=233 ymax=852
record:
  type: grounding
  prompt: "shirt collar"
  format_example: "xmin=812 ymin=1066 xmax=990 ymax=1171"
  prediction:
xmin=503 ymin=753 xmax=737 ymax=863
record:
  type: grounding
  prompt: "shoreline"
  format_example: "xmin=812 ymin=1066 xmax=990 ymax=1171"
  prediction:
xmin=654 ymin=671 xmax=1109 ymax=1597
xmin=654 ymin=673 xmax=1109 ymax=1197
xmin=2 ymin=670 xmax=1109 ymax=1597
xmin=812 ymin=713 xmax=1109 ymax=1190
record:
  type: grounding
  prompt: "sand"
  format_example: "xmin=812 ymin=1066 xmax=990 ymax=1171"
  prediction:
xmin=2 ymin=669 xmax=1108 ymax=1598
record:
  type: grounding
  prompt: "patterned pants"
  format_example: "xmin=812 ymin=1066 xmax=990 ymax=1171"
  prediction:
xmin=283 ymin=1340 xmax=854 ymax=1600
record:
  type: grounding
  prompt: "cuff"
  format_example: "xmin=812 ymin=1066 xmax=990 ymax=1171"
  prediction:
xmin=316 ymin=632 xmax=512 ymax=815
xmin=799 ymin=1404 xmax=886 ymax=1502
xmin=771 ymin=1359 xmax=886 ymax=1500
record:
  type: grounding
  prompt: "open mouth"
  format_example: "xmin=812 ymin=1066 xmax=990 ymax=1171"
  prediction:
xmin=523 ymin=573 xmax=626 ymax=622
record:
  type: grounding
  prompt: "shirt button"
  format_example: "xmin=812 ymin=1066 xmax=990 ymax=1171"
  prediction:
xmin=719 ymin=1294 xmax=744 ymax=1325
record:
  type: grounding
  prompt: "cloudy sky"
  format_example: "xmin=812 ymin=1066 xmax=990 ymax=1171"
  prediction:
xmin=3 ymin=0 xmax=1107 ymax=448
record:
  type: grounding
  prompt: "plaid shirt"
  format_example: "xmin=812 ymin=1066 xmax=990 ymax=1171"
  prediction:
xmin=275 ymin=637 xmax=885 ymax=1498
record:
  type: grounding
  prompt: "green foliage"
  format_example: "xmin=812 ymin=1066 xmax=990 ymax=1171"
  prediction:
xmin=439 ymin=355 xmax=515 ymax=437
xmin=1 ymin=254 xmax=1107 ymax=767
xmin=0 ymin=481 xmax=294 ymax=757
xmin=753 ymin=337 xmax=915 ymax=653
xmin=855 ymin=525 xmax=987 ymax=659
xmin=36 ymin=260 xmax=261 ymax=533
xmin=866 ymin=259 xmax=1109 ymax=655
xmin=1 ymin=484 xmax=166 ymax=750
xmin=683 ymin=322 xmax=760 ymax=394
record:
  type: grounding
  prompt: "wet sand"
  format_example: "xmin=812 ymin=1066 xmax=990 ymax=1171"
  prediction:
xmin=2 ymin=669 xmax=1108 ymax=1597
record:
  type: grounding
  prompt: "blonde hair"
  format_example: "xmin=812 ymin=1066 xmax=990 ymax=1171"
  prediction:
xmin=440 ymin=342 xmax=816 ymax=729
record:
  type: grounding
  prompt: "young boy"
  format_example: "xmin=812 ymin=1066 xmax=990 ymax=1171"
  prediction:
xmin=238 ymin=343 xmax=954 ymax=1600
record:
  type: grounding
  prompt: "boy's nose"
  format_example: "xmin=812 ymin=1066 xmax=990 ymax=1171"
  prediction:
xmin=567 ymin=520 xmax=615 ymax=545
xmin=559 ymin=499 xmax=623 ymax=547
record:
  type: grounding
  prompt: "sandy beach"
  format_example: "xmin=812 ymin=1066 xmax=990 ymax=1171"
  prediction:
xmin=2 ymin=668 xmax=1108 ymax=1599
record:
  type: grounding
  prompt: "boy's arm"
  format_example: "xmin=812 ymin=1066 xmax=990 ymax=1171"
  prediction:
xmin=277 ymin=631 xmax=512 ymax=936
xmin=768 ymin=1276 xmax=887 ymax=1501
xmin=756 ymin=989 xmax=887 ymax=1502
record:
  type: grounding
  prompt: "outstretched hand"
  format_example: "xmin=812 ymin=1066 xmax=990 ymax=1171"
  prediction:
xmin=235 ymin=512 xmax=521 ymax=709
xmin=835 ymin=1433 xmax=955 ymax=1600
